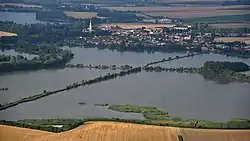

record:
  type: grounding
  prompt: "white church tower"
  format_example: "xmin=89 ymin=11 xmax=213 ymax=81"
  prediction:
xmin=89 ymin=19 xmax=92 ymax=32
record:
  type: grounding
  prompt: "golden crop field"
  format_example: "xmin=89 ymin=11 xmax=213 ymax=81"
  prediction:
xmin=103 ymin=5 xmax=250 ymax=19
xmin=0 ymin=31 xmax=17 ymax=37
xmin=215 ymin=37 xmax=250 ymax=45
xmin=209 ymin=23 xmax=250 ymax=28
xmin=1 ymin=121 xmax=250 ymax=141
xmin=0 ymin=3 xmax=42 ymax=8
xmin=64 ymin=11 xmax=106 ymax=19
xmin=100 ymin=23 xmax=176 ymax=29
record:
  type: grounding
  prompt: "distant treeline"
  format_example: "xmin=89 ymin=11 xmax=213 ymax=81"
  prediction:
xmin=222 ymin=0 xmax=250 ymax=5
xmin=184 ymin=14 xmax=250 ymax=24
xmin=199 ymin=61 xmax=250 ymax=83
xmin=0 ymin=0 xmax=23 ymax=3
xmin=204 ymin=27 xmax=250 ymax=34
xmin=0 ymin=50 xmax=73 ymax=73
xmin=0 ymin=21 xmax=86 ymax=44
xmin=36 ymin=10 xmax=73 ymax=22
xmin=0 ymin=5 xmax=42 ymax=13
xmin=83 ymin=43 xmax=199 ymax=53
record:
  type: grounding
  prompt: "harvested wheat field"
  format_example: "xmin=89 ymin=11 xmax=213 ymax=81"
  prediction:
xmin=0 ymin=3 xmax=42 ymax=8
xmin=209 ymin=23 xmax=250 ymax=28
xmin=0 ymin=31 xmax=17 ymax=37
xmin=64 ymin=12 xmax=106 ymax=19
xmin=100 ymin=23 xmax=175 ymax=29
xmin=215 ymin=37 xmax=250 ymax=45
xmin=1 ymin=121 xmax=250 ymax=141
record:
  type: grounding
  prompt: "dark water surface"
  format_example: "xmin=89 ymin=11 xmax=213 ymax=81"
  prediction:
xmin=0 ymin=12 xmax=43 ymax=24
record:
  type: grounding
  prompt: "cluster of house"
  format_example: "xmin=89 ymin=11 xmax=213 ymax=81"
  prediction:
xmin=83 ymin=23 xmax=209 ymax=48
xmin=81 ymin=21 xmax=250 ymax=53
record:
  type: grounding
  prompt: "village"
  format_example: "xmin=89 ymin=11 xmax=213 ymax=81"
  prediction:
xmin=76 ymin=20 xmax=250 ymax=54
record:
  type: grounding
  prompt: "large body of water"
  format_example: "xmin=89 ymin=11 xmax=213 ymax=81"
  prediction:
xmin=67 ymin=47 xmax=250 ymax=67
xmin=0 ymin=48 xmax=250 ymax=122
xmin=0 ymin=12 xmax=43 ymax=24
xmin=0 ymin=12 xmax=69 ymax=24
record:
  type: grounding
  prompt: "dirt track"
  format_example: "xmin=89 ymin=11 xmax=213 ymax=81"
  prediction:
xmin=1 ymin=121 xmax=250 ymax=141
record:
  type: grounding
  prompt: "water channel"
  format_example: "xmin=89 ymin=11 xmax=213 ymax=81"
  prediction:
xmin=0 ymin=48 xmax=250 ymax=122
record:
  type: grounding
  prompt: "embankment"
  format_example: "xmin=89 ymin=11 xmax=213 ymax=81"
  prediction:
xmin=0 ymin=53 xmax=198 ymax=111
xmin=0 ymin=67 xmax=142 ymax=111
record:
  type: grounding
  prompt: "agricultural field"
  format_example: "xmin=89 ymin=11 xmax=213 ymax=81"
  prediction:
xmin=99 ymin=23 xmax=175 ymax=29
xmin=103 ymin=5 xmax=250 ymax=19
xmin=0 ymin=3 xmax=42 ymax=8
xmin=215 ymin=37 xmax=250 ymax=45
xmin=103 ymin=5 xmax=249 ymax=12
xmin=145 ymin=10 xmax=250 ymax=19
xmin=184 ymin=14 xmax=250 ymax=24
xmin=0 ymin=31 xmax=17 ymax=37
xmin=64 ymin=11 xmax=106 ymax=19
xmin=1 ymin=121 xmax=250 ymax=141
xmin=209 ymin=23 xmax=250 ymax=28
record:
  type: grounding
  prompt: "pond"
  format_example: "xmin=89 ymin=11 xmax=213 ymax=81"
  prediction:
xmin=0 ymin=48 xmax=250 ymax=122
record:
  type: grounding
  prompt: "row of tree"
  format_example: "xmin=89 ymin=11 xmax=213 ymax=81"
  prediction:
xmin=81 ymin=41 xmax=199 ymax=53
xmin=0 ymin=88 xmax=8 ymax=91
xmin=1 ymin=116 xmax=250 ymax=133
xmin=144 ymin=66 xmax=198 ymax=73
xmin=65 ymin=64 xmax=133 ymax=70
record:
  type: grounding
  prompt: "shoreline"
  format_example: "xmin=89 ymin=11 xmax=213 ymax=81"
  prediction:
xmin=1 ymin=117 xmax=250 ymax=133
